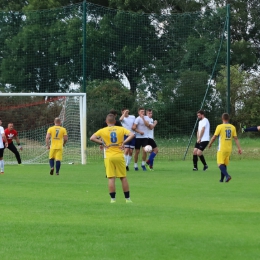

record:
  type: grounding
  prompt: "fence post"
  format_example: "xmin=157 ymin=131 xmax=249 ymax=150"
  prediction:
xmin=82 ymin=0 xmax=87 ymax=93
xmin=226 ymin=4 xmax=231 ymax=114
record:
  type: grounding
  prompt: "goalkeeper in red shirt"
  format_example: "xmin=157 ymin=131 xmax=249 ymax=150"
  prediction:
xmin=4 ymin=123 xmax=22 ymax=164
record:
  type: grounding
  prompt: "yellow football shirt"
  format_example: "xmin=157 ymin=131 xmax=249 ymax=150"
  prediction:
xmin=94 ymin=126 xmax=130 ymax=158
xmin=47 ymin=125 xmax=67 ymax=149
xmin=214 ymin=123 xmax=237 ymax=153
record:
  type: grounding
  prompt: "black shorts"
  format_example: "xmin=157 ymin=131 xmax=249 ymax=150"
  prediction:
xmin=148 ymin=138 xmax=157 ymax=149
xmin=135 ymin=138 xmax=148 ymax=150
xmin=194 ymin=141 xmax=209 ymax=151
xmin=0 ymin=148 xmax=4 ymax=157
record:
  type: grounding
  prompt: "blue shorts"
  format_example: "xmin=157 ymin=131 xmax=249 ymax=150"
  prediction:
xmin=124 ymin=135 xmax=135 ymax=149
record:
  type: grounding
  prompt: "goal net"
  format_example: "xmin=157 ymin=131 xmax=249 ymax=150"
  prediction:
xmin=0 ymin=93 xmax=86 ymax=164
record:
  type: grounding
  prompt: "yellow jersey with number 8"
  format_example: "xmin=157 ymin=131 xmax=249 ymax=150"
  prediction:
xmin=94 ymin=126 xmax=130 ymax=158
xmin=47 ymin=126 xmax=67 ymax=149
xmin=214 ymin=123 xmax=237 ymax=153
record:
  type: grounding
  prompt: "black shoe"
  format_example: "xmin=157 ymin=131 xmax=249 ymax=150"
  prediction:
xmin=203 ymin=165 xmax=208 ymax=171
xmin=193 ymin=167 xmax=198 ymax=171
xmin=126 ymin=166 xmax=129 ymax=171
xmin=50 ymin=168 xmax=54 ymax=175
xmin=56 ymin=172 xmax=59 ymax=175
xmin=225 ymin=176 xmax=232 ymax=182
xmin=219 ymin=180 xmax=224 ymax=182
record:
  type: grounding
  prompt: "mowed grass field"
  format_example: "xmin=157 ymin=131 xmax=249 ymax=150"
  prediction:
xmin=1 ymin=159 xmax=260 ymax=260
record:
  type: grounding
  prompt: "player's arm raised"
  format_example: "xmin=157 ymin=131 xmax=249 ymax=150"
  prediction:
xmin=140 ymin=115 xmax=150 ymax=128
xmin=148 ymin=120 xmax=157 ymax=130
xmin=119 ymin=109 xmax=128 ymax=121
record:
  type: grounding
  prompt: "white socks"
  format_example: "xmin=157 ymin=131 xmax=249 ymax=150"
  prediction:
xmin=124 ymin=154 xmax=127 ymax=165
xmin=125 ymin=155 xmax=133 ymax=166
xmin=127 ymin=156 xmax=132 ymax=166
xmin=0 ymin=160 xmax=4 ymax=173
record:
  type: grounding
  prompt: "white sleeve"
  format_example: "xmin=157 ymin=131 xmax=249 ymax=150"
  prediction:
xmin=145 ymin=116 xmax=153 ymax=125
xmin=200 ymin=119 xmax=207 ymax=128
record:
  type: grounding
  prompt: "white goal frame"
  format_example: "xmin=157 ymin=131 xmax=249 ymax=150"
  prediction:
xmin=0 ymin=93 xmax=87 ymax=164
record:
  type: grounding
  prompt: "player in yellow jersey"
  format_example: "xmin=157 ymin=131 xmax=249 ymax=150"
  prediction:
xmin=46 ymin=118 xmax=68 ymax=175
xmin=208 ymin=113 xmax=242 ymax=182
xmin=90 ymin=114 xmax=135 ymax=203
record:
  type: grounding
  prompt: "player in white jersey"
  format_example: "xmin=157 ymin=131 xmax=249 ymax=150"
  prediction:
xmin=119 ymin=108 xmax=136 ymax=171
xmin=146 ymin=109 xmax=158 ymax=171
xmin=193 ymin=110 xmax=210 ymax=171
xmin=132 ymin=108 xmax=151 ymax=171
xmin=0 ymin=119 xmax=9 ymax=174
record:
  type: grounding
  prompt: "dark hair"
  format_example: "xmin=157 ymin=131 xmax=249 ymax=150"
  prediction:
xmin=109 ymin=109 xmax=117 ymax=116
xmin=197 ymin=110 xmax=205 ymax=115
xmin=222 ymin=113 xmax=229 ymax=121
xmin=121 ymin=108 xmax=128 ymax=112
xmin=138 ymin=107 xmax=145 ymax=111
xmin=146 ymin=109 xmax=152 ymax=112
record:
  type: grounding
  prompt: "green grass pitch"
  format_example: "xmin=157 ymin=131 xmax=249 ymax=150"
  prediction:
xmin=1 ymin=160 xmax=260 ymax=260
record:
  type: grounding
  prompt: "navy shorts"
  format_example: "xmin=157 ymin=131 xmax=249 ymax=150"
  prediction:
xmin=124 ymin=135 xmax=135 ymax=149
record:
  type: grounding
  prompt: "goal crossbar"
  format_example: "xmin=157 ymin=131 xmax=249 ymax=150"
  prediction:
xmin=0 ymin=93 xmax=87 ymax=164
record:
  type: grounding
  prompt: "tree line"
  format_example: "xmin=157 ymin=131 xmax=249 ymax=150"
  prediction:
xmin=0 ymin=0 xmax=259 ymax=137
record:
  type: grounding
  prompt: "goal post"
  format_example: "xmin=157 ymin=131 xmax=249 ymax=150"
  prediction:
xmin=0 ymin=93 xmax=86 ymax=164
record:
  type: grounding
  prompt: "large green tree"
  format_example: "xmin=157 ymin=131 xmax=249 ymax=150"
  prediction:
xmin=207 ymin=0 xmax=259 ymax=69
xmin=216 ymin=65 xmax=260 ymax=127
xmin=1 ymin=0 xmax=260 ymax=130
xmin=1 ymin=3 xmax=83 ymax=92
xmin=86 ymin=80 xmax=134 ymax=136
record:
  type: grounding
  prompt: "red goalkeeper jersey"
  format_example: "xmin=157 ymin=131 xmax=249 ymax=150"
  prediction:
xmin=5 ymin=128 xmax=18 ymax=144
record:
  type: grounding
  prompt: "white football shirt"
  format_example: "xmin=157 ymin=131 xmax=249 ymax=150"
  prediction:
xmin=147 ymin=117 xmax=154 ymax=139
xmin=121 ymin=115 xmax=135 ymax=133
xmin=198 ymin=118 xmax=210 ymax=141
xmin=134 ymin=116 xmax=151 ymax=138
xmin=0 ymin=126 xmax=5 ymax=149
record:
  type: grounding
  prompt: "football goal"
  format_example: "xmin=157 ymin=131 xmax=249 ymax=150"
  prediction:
xmin=0 ymin=93 xmax=86 ymax=164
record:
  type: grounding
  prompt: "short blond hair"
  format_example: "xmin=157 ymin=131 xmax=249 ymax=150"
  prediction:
xmin=54 ymin=118 xmax=61 ymax=125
